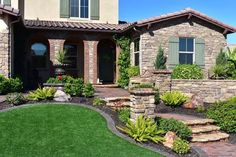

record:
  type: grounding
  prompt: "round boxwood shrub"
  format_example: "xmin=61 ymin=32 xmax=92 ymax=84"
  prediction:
xmin=207 ymin=98 xmax=236 ymax=133
xmin=157 ymin=118 xmax=192 ymax=140
xmin=171 ymin=64 xmax=203 ymax=79
xmin=172 ymin=138 xmax=190 ymax=154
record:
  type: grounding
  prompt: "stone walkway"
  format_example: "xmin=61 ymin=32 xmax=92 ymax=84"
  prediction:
xmin=157 ymin=113 xmax=236 ymax=157
xmin=95 ymin=87 xmax=130 ymax=99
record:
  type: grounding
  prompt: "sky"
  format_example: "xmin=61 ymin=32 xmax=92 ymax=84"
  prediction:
xmin=119 ymin=0 xmax=236 ymax=44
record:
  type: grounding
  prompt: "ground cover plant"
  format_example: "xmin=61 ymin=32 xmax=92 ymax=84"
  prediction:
xmin=207 ymin=97 xmax=236 ymax=133
xmin=0 ymin=104 xmax=163 ymax=157
xmin=117 ymin=107 xmax=130 ymax=123
xmin=27 ymin=87 xmax=56 ymax=101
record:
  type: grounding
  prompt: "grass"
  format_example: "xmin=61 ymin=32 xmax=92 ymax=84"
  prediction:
xmin=0 ymin=104 xmax=163 ymax=157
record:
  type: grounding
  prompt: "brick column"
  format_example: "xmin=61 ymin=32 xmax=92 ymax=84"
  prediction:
xmin=48 ymin=39 xmax=65 ymax=65
xmin=130 ymin=89 xmax=156 ymax=122
xmin=83 ymin=40 xmax=89 ymax=83
xmin=93 ymin=41 xmax=99 ymax=84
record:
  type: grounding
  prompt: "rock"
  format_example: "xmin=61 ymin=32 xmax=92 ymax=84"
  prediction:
xmin=54 ymin=90 xmax=71 ymax=102
xmin=184 ymin=94 xmax=204 ymax=109
xmin=163 ymin=131 xmax=177 ymax=149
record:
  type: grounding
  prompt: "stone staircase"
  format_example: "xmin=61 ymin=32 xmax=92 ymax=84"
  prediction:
xmin=157 ymin=113 xmax=229 ymax=143
xmin=183 ymin=119 xmax=229 ymax=142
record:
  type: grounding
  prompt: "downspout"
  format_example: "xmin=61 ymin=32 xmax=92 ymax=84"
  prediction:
xmin=9 ymin=17 xmax=21 ymax=77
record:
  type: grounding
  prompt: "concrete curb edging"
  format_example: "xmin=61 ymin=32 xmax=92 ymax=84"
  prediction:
xmin=0 ymin=103 xmax=208 ymax=157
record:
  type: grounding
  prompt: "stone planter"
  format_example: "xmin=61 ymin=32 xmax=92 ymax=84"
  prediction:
xmin=129 ymin=88 xmax=156 ymax=122
xmin=43 ymin=83 xmax=65 ymax=91
xmin=54 ymin=64 xmax=70 ymax=76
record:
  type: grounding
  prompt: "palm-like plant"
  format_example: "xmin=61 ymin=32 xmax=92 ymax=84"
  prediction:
xmin=56 ymin=49 xmax=67 ymax=65
xmin=118 ymin=116 xmax=165 ymax=143
xmin=226 ymin=47 xmax=236 ymax=69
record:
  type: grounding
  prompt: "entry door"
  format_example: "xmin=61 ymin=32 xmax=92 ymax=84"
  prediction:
xmin=99 ymin=47 xmax=115 ymax=83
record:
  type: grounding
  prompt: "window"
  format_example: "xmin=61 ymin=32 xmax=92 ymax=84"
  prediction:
xmin=31 ymin=43 xmax=48 ymax=69
xmin=70 ymin=0 xmax=89 ymax=18
xmin=0 ymin=0 xmax=11 ymax=6
xmin=133 ymin=38 xmax=140 ymax=66
xmin=64 ymin=44 xmax=78 ymax=69
xmin=179 ymin=38 xmax=194 ymax=64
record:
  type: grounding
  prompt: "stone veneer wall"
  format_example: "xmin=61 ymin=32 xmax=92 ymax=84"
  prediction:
xmin=156 ymin=79 xmax=236 ymax=103
xmin=0 ymin=16 xmax=10 ymax=77
xmin=139 ymin=17 xmax=227 ymax=77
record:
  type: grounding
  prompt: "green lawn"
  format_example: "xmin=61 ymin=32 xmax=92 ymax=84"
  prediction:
xmin=0 ymin=104 xmax=163 ymax=157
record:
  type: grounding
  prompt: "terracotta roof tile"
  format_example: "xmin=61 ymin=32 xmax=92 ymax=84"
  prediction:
xmin=0 ymin=4 xmax=20 ymax=16
xmin=24 ymin=19 xmax=134 ymax=33
xmin=136 ymin=8 xmax=236 ymax=33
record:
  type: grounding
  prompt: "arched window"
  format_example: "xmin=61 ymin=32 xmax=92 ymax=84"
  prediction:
xmin=31 ymin=43 xmax=48 ymax=69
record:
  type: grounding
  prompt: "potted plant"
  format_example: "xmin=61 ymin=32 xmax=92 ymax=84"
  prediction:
xmin=54 ymin=49 xmax=69 ymax=76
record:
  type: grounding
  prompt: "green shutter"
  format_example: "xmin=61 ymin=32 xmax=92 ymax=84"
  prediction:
xmin=4 ymin=0 xmax=11 ymax=6
xmin=91 ymin=0 xmax=100 ymax=20
xmin=195 ymin=38 xmax=205 ymax=68
xmin=60 ymin=0 xmax=69 ymax=18
xmin=168 ymin=37 xmax=179 ymax=69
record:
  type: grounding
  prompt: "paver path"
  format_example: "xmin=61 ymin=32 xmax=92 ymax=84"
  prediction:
xmin=95 ymin=87 xmax=129 ymax=98
xmin=192 ymin=142 xmax=236 ymax=157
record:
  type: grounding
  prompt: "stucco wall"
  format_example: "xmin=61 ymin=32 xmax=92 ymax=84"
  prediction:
xmin=11 ymin=0 xmax=19 ymax=9
xmin=0 ymin=15 xmax=10 ymax=77
xmin=23 ymin=0 xmax=118 ymax=24
xmin=138 ymin=17 xmax=227 ymax=76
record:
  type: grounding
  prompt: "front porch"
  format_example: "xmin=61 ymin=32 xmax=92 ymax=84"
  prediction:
xmin=14 ymin=27 xmax=121 ymax=88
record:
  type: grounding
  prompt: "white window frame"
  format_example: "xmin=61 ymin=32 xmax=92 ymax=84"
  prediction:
xmin=133 ymin=37 xmax=140 ymax=66
xmin=70 ymin=0 xmax=90 ymax=20
xmin=179 ymin=38 xmax=195 ymax=64
xmin=0 ymin=0 xmax=3 ymax=5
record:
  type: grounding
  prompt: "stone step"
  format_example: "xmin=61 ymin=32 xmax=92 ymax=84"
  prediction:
xmin=191 ymin=132 xmax=229 ymax=142
xmin=190 ymin=125 xmax=221 ymax=134
xmin=182 ymin=119 xmax=215 ymax=126
xmin=104 ymin=97 xmax=131 ymax=108
xmin=94 ymin=84 xmax=119 ymax=88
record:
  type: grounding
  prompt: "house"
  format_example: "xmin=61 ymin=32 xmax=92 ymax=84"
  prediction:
xmin=0 ymin=0 xmax=235 ymax=88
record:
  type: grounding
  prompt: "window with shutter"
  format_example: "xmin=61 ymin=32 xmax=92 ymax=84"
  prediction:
xmin=168 ymin=37 xmax=179 ymax=69
xmin=195 ymin=38 xmax=205 ymax=68
xmin=91 ymin=0 xmax=100 ymax=20
xmin=179 ymin=37 xmax=195 ymax=64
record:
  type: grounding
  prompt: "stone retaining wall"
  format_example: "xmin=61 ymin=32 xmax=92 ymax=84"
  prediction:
xmin=156 ymin=79 xmax=236 ymax=103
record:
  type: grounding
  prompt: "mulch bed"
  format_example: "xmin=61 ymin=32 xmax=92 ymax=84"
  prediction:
xmin=155 ymin=102 xmax=210 ymax=118
xmin=0 ymin=97 xmax=199 ymax=157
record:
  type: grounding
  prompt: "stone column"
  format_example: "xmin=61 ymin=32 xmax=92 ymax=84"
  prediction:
xmin=130 ymin=89 xmax=156 ymax=122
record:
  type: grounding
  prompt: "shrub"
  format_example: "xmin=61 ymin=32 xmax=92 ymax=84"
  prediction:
xmin=207 ymin=98 xmax=236 ymax=133
xmin=0 ymin=75 xmax=23 ymax=95
xmin=160 ymin=91 xmax=188 ymax=107
xmin=154 ymin=46 xmax=166 ymax=70
xmin=117 ymin=108 xmax=130 ymax=123
xmin=157 ymin=118 xmax=192 ymax=140
xmin=172 ymin=138 xmax=190 ymax=154
xmin=6 ymin=93 xmax=26 ymax=106
xmin=216 ymin=49 xmax=228 ymax=65
xmin=171 ymin=64 xmax=203 ymax=79
xmin=27 ymin=87 xmax=56 ymax=101
xmin=118 ymin=116 xmax=165 ymax=143
xmin=211 ymin=64 xmax=228 ymax=78
xmin=93 ymin=97 xmax=105 ymax=106
xmin=154 ymin=91 xmax=160 ymax=105
xmin=64 ymin=78 xmax=84 ymax=96
xmin=127 ymin=66 xmax=140 ymax=78
xmin=83 ymin=83 xmax=95 ymax=98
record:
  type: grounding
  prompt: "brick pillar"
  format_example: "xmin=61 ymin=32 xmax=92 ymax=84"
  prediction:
xmin=48 ymin=39 xmax=65 ymax=65
xmin=93 ymin=41 xmax=99 ymax=84
xmin=83 ymin=40 xmax=89 ymax=83
xmin=130 ymin=89 xmax=156 ymax=122
xmin=0 ymin=28 xmax=10 ymax=77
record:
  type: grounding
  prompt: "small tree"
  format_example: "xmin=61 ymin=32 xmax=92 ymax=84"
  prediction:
xmin=216 ymin=49 xmax=227 ymax=65
xmin=154 ymin=46 xmax=166 ymax=70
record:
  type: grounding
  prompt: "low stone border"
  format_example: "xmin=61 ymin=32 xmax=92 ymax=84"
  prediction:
xmin=0 ymin=103 xmax=208 ymax=157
